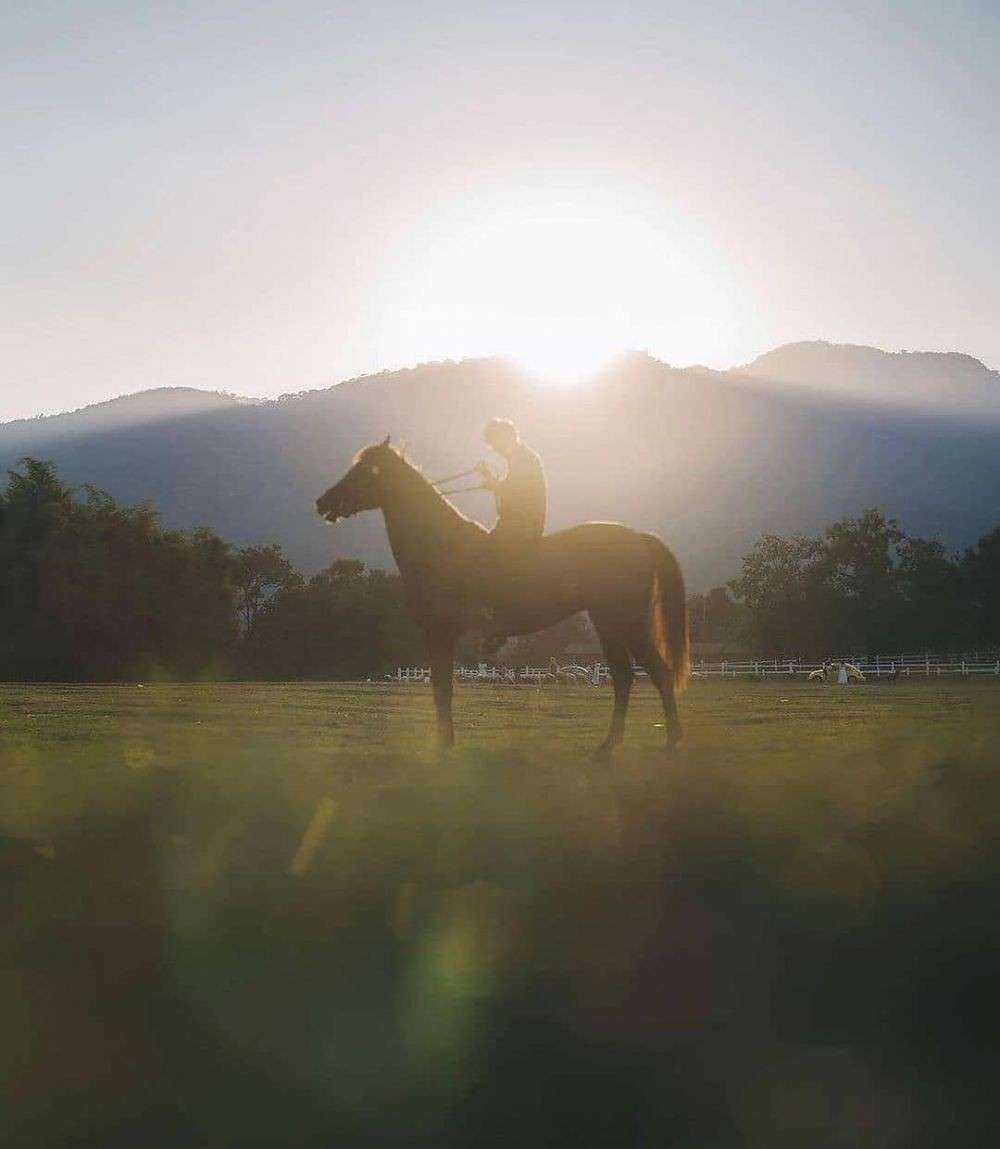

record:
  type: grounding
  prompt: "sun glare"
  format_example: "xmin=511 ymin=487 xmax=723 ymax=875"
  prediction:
xmin=377 ymin=186 xmax=736 ymax=381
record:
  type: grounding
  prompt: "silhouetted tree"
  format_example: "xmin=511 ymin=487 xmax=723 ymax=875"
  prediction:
xmin=897 ymin=536 xmax=962 ymax=652
xmin=0 ymin=459 xmax=238 ymax=680
xmin=822 ymin=509 xmax=905 ymax=652
xmin=960 ymin=527 xmax=1000 ymax=646
xmin=234 ymin=544 xmax=301 ymax=634
xmin=730 ymin=509 xmax=982 ymax=656
xmin=729 ymin=533 xmax=831 ymax=654
xmin=0 ymin=459 xmax=76 ymax=676
xmin=239 ymin=560 xmax=424 ymax=679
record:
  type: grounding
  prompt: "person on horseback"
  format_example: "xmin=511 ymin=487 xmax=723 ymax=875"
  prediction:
xmin=476 ymin=418 xmax=547 ymax=547
xmin=475 ymin=419 xmax=547 ymax=653
xmin=316 ymin=435 xmax=689 ymax=755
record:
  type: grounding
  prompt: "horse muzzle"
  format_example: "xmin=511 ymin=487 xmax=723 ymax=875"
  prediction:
xmin=316 ymin=495 xmax=341 ymax=522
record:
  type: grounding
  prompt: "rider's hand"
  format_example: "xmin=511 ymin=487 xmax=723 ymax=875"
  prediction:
xmin=476 ymin=461 xmax=497 ymax=489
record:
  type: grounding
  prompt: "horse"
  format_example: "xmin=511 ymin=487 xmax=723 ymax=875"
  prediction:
xmin=316 ymin=437 xmax=689 ymax=758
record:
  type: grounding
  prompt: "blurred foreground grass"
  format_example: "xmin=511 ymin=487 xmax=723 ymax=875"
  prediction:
xmin=2 ymin=681 xmax=1000 ymax=1147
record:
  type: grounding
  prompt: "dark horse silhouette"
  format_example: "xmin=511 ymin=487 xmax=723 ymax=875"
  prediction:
xmin=316 ymin=438 xmax=689 ymax=757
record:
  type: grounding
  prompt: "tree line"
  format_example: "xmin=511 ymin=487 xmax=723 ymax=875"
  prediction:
xmin=0 ymin=459 xmax=422 ymax=681
xmin=1 ymin=460 xmax=997 ymax=679
xmin=694 ymin=508 xmax=1000 ymax=657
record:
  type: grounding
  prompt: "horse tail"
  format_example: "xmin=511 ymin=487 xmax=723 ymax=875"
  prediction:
xmin=641 ymin=534 xmax=690 ymax=692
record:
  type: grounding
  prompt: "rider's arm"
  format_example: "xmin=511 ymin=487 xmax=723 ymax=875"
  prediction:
xmin=476 ymin=462 xmax=500 ymax=492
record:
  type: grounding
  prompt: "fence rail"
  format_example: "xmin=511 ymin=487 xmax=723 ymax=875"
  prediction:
xmin=393 ymin=663 xmax=608 ymax=685
xmin=686 ymin=656 xmax=1000 ymax=679
xmin=392 ymin=653 xmax=1000 ymax=685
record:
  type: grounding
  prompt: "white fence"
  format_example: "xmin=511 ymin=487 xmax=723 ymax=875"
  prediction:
xmin=393 ymin=653 xmax=1000 ymax=684
xmin=393 ymin=663 xmax=608 ymax=685
xmin=687 ymin=655 xmax=1000 ymax=679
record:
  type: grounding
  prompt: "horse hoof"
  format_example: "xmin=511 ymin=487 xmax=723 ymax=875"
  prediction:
xmin=590 ymin=741 xmax=614 ymax=763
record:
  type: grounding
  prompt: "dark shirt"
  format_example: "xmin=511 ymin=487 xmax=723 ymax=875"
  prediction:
xmin=493 ymin=441 xmax=546 ymax=541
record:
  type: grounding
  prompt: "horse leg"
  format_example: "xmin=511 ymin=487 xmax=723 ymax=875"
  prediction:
xmin=629 ymin=633 xmax=682 ymax=752
xmin=427 ymin=634 xmax=456 ymax=749
xmin=591 ymin=629 xmax=633 ymax=761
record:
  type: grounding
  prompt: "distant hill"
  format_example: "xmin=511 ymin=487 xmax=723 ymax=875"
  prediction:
xmin=3 ymin=348 xmax=999 ymax=589
xmin=2 ymin=387 xmax=257 ymax=447
xmin=737 ymin=341 xmax=1000 ymax=416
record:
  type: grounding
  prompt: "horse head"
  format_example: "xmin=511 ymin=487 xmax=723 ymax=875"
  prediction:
xmin=316 ymin=435 xmax=393 ymax=523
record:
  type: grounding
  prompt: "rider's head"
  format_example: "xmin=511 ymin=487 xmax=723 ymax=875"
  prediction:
xmin=484 ymin=418 xmax=518 ymax=456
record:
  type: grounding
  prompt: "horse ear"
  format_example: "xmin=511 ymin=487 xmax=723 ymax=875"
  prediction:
xmin=381 ymin=433 xmax=391 ymax=447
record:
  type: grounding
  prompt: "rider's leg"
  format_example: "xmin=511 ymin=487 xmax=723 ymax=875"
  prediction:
xmin=478 ymin=526 xmax=527 ymax=655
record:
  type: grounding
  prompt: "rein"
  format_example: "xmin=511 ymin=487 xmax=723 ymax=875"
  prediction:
xmin=430 ymin=465 xmax=488 ymax=498
xmin=437 ymin=482 xmax=486 ymax=496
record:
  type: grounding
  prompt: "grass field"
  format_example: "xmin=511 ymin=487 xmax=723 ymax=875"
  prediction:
xmin=3 ymin=680 xmax=1000 ymax=1146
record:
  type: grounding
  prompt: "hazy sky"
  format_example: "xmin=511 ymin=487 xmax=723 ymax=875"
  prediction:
xmin=3 ymin=1 xmax=998 ymax=421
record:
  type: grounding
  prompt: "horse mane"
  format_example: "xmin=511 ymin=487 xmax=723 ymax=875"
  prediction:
xmin=359 ymin=442 xmax=487 ymax=534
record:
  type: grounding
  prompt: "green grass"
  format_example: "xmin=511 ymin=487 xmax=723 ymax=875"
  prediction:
xmin=3 ymin=681 xmax=1000 ymax=1146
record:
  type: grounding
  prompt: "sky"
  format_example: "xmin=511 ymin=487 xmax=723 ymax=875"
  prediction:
xmin=2 ymin=1 xmax=998 ymax=422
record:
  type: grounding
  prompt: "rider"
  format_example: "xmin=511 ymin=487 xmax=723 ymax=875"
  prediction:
xmin=477 ymin=418 xmax=547 ymax=547
xmin=475 ymin=419 xmax=547 ymax=653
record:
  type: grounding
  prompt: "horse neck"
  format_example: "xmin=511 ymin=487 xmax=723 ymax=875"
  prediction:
xmin=379 ymin=459 xmax=481 ymax=579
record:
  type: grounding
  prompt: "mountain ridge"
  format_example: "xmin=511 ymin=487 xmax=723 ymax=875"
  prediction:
xmin=743 ymin=339 xmax=996 ymax=374
xmin=3 ymin=345 xmax=998 ymax=590
xmin=735 ymin=340 xmax=999 ymax=414
xmin=6 ymin=341 xmax=998 ymax=429
xmin=0 ymin=386 xmax=260 ymax=447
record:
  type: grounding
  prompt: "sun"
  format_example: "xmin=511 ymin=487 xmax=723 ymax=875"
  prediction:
xmin=376 ymin=184 xmax=735 ymax=380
